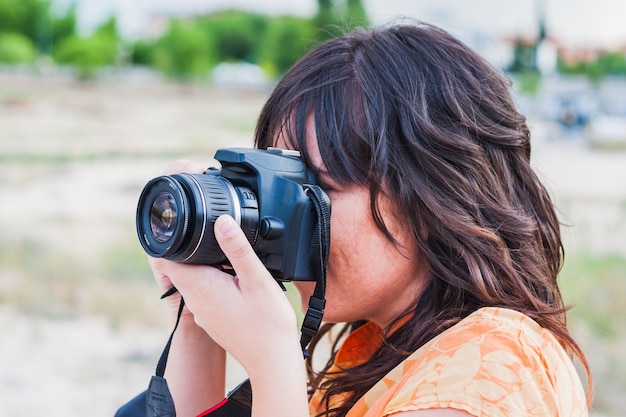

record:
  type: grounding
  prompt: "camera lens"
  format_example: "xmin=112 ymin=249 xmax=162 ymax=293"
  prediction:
xmin=136 ymin=173 xmax=259 ymax=265
xmin=150 ymin=191 xmax=178 ymax=243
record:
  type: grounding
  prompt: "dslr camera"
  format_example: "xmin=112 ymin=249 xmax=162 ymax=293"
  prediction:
xmin=135 ymin=147 xmax=329 ymax=282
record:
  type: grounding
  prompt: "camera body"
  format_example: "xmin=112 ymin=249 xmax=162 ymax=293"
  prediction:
xmin=136 ymin=147 xmax=329 ymax=282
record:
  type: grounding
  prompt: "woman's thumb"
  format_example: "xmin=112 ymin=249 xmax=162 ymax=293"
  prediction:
xmin=214 ymin=215 xmax=267 ymax=289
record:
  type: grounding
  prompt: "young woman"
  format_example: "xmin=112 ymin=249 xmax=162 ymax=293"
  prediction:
xmin=148 ymin=22 xmax=591 ymax=417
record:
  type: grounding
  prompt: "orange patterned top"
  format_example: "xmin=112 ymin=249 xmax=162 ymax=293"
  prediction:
xmin=309 ymin=307 xmax=588 ymax=417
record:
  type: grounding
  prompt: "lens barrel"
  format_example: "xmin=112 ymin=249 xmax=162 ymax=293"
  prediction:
xmin=136 ymin=173 xmax=259 ymax=265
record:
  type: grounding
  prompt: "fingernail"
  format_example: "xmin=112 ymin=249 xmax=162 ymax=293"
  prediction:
xmin=217 ymin=216 xmax=237 ymax=238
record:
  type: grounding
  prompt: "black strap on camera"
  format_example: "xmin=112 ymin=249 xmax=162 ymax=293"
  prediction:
xmin=115 ymin=184 xmax=330 ymax=417
xmin=300 ymin=184 xmax=330 ymax=358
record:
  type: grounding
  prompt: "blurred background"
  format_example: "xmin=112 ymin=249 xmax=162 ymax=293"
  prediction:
xmin=0 ymin=0 xmax=625 ymax=416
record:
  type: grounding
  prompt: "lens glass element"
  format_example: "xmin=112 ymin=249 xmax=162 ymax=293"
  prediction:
xmin=150 ymin=192 xmax=178 ymax=243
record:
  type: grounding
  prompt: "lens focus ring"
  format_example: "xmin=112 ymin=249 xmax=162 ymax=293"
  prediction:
xmin=171 ymin=173 xmax=236 ymax=264
xmin=136 ymin=172 xmax=259 ymax=265
xmin=192 ymin=174 xmax=242 ymax=224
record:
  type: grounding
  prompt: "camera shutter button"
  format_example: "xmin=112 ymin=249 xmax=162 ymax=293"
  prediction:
xmin=260 ymin=217 xmax=284 ymax=240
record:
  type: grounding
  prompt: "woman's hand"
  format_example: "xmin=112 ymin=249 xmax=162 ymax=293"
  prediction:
xmin=155 ymin=214 xmax=302 ymax=374
xmin=156 ymin=214 xmax=310 ymax=417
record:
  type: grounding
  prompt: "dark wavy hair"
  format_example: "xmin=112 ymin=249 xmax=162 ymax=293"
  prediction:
xmin=254 ymin=21 xmax=591 ymax=417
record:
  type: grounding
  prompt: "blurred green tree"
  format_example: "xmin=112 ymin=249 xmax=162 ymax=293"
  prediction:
xmin=314 ymin=0 xmax=370 ymax=42
xmin=129 ymin=39 xmax=154 ymax=67
xmin=150 ymin=20 xmax=214 ymax=80
xmin=53 ymin=16 xmax=119 ymax=79
xmin=51 ymin=3 xmax=76 ymax=45
xmin=591 ymin=52 xmax=626 ymax=79
xmin=113 ymin=4 xmax=373 ymax=81
xmin=131 ymin=10 xmax=318 ymax=80
xmin=94 ymin=15 xmax=119 ymax=41
xmin=201 ymin=11 xmax=268 ymax=63
xmin=558 ymin=51 xmax=626 ymax=81
xmin=346 ymin=0 xmax=369 ymax=29
xmin=0 ymin=31 xmax=36 ymax=63
xmin=0 ymin=0 xmax=77 ymax=55
xmin=314 ymin=0 xmax=340 ymax=41
xmin=0 ymin=0 xmax=47 ymax=40
xmin=508 ymin=40 xmax=538 ymax=73
xmin=259 ymin=16 xmax=315 ymax=75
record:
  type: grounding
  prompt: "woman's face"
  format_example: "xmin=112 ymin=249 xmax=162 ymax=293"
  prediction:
xmin=277 ymin=123 xmax=428 ymax=329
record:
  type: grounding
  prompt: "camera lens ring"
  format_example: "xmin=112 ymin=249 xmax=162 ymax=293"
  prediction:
xmin=136 ymin=171 xmax=260 ymax=265
xmin=136 ymin=175 xmax=190 ymax=257
xmin=179 ymin=173 xmax=242 ymax=263
xmin=180 ymin=174 xmax=207 ymax=263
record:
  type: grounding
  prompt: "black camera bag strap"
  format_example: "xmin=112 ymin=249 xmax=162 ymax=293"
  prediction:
xmin=115 ymin=184 xmax=331 ymax=417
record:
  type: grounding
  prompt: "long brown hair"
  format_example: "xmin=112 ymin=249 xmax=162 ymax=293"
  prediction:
xmin=254 ymin=21 xmax=591 ymax=417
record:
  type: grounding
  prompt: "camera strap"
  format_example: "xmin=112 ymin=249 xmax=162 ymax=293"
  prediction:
xmin=300 ymin=184 xmax=331 ymax=358
xmin=118 ymin=288 xmax=183 ymax=417
xmin=153 ymin=290 xmax=186 ymax=417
